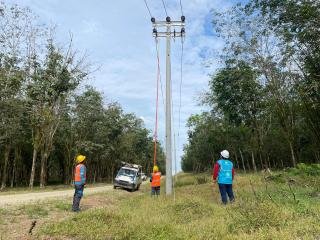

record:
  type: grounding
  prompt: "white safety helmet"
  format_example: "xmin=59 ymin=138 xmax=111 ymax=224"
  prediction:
xmin=220 ymin=150 xmax=230 ymax=159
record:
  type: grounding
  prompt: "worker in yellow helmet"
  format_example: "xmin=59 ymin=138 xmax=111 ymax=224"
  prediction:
xmin=150 ymin=165 xmax=161 ymax=196
xmin=72 ymin=154 xmax=87 ymax=212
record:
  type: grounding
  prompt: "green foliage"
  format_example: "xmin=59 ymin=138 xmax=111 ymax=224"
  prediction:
xmin=289 ymin=163 xmax=320 ymax=177
xmin=206 ymin=61 xmax=263 ymax=126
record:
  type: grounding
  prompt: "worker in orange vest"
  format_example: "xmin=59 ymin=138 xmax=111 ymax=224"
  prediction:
xmin=150 ymin=165 xmax=161 ymax=196
xmin=72 ymin=154 xmax=87 ymax=212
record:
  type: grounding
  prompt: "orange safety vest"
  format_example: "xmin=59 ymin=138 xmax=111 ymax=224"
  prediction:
xmin=151 ymin=172 xmax=161 ymax=187
xmin=74 ymin=164 xmax=86 ymax=182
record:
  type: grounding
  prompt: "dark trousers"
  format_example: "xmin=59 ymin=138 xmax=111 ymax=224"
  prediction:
xmin=151 ymin=186 xmax=160 ymax=196
xmin=218 ymin=184 xmax=234 ymax=204
xmin=72 ymin=184 xmax=84 ymax=211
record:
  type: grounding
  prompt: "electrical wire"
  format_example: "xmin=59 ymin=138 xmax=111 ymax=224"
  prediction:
xmin=143 ymin=0 xmax=153 ymax=18
xmin=178 ymin=38 xmax=184 ymax=140
xmin=171 ymin=79 xmax=177 ymax=201
xmin=153 ymin=39 xmax=161 ymax=167
xmin=155 ymin=38 xmax=166 ymax=119
xmin=174 ymin=35 xmax=185 ymax=200
xmin=161 ymin=0 xmax=168 ymax=16
xmin=179 ymin=0 xmax=184 ymax=16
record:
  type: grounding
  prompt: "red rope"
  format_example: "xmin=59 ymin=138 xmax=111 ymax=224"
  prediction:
xmin=153 ymin=39 xmax=161 ymax=167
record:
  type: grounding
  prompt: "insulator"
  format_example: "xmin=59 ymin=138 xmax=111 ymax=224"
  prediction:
xmin=181 ymin=15 xmax=185 ymax=22
xmin=153 ymin=28 xmax=158 ymax=37
xmin=151 ymin=17 xmax=155 ymax=23
xmin=174 ymin=29 xmax=176 ymax=37
xmin=166 ymin=16 xmax=171 ymax=23
xmin=181 ymin=28 xmax=185 ymax=34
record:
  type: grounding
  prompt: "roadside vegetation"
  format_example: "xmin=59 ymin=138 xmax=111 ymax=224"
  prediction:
xmin=29 ymin=168 xmax=320 ymax=240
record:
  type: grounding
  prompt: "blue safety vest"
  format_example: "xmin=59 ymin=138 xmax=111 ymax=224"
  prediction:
xmin=217 ymin=159 xmax=233 ymax=184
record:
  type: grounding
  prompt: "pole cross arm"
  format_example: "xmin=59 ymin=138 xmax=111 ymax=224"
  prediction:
xmin=153 ymin=32 xmax=185 ymax=38
xmin=152 ymin=21 xmax=185 ymax=28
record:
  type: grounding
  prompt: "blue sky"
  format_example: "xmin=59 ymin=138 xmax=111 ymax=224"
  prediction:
xmin=6 ymin=0 xmax=240 ymax=172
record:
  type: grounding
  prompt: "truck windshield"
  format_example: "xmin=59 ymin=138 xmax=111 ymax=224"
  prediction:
xmin=117 ymin=168 xmax=136 ymax=178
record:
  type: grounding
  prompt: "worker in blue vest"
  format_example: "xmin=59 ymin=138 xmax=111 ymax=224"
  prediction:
xmin=213 ymin=150 xmax=235 ymax=204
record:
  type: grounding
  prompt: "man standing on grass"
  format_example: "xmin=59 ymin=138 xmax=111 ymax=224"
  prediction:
xmin=213 ymin=150 xmax=235 ymax=204
xmin=72 ymin=154 xmax=86 ymax=212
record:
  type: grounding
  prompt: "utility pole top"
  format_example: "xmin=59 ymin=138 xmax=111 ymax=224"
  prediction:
xmin=151 ymin=17 xmax=186 ymax=38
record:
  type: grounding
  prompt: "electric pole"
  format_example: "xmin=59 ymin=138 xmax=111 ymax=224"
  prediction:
xmin=151 ymin=16 xmax=185 ymax=196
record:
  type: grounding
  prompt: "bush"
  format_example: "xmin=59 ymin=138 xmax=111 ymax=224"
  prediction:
xmin=289 ymin=163 xmax=320 ymax=176
xmin=265 ymin=173 xmax=286 ymax=183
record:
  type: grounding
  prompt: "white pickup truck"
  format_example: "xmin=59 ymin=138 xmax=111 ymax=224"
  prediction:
xmin=113 ymin=163 xmax=142 ymax=191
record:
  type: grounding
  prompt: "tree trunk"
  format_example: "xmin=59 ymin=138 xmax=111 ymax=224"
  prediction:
xmin=259 ymin=151 xmax=264 ymax=170
xmin=234 ymin=150 xmax=239 ymax=169
xmin=40 ymin=146 xmax=50 ymax=188
xmin=267 ymin=154 xmax=272 ymax=169
xmin=29 ymin=147 xmax=38 ymax=188
xmin=239 ymin=148 xmax=246 ymax=173
xmin=251 ymin=151 xmax=257 ymax=172
xmin=315 ymin=151 xmax=320 ymax=164
xmin=289 ymin=141 xmax=297 ymax=167
xmin=1 ymin=145 xmax=11 ymax=191
xmin=11 ymin=147 xmax=20 ymax=188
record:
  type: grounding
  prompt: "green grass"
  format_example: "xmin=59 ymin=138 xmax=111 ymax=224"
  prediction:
xmin=53 ymin=200 xmax=72 ymax=211
xmin=35 ymin=172 xmax=320 ymax=239
xmin=24 ymin=205 xmax=49 ymax=218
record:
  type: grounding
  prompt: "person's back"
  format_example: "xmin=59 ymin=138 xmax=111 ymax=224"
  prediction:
xmin=216 ymin=159 xmax=233 ymax=184
xmin=213 ymin=150 xmax=235 ymax=204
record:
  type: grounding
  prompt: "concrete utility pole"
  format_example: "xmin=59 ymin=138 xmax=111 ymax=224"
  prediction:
xmin=151 ymin=16 xmax=185 ymax=196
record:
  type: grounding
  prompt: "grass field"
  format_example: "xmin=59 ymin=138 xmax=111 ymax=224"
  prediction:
xmin=31 ymin=170 xmax=320 ymax=240
xmin=0 ymin=182 xmax=109 ymax=196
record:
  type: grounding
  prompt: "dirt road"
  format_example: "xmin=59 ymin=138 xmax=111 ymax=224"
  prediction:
xmin=0 ymin=185 xmax=113 ymax=207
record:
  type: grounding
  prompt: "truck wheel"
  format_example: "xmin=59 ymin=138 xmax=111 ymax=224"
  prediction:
xmin=113 ymin=185 xmax=116 ymax=189
xmin=136 ymin=184 xmax=140 ymax=190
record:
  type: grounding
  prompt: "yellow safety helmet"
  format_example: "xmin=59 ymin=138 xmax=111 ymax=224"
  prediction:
xmin=76 ymin=155 xmax=86 ymax=163
xmin=153 ymin=165 xmax=159 ymax=172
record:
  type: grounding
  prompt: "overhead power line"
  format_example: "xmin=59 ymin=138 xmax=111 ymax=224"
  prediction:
xmin=161 ymin=0 xmax=168 ymax=16
xmin=179 ymin=0 xmax=184 ymax=16
xmin=178 ymin=38 xmax=184 ymax=144
xmin=155 ymin=38 xmax=166 ymax=121
xmin=143 ymin=0 xmax=153 ymax=18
